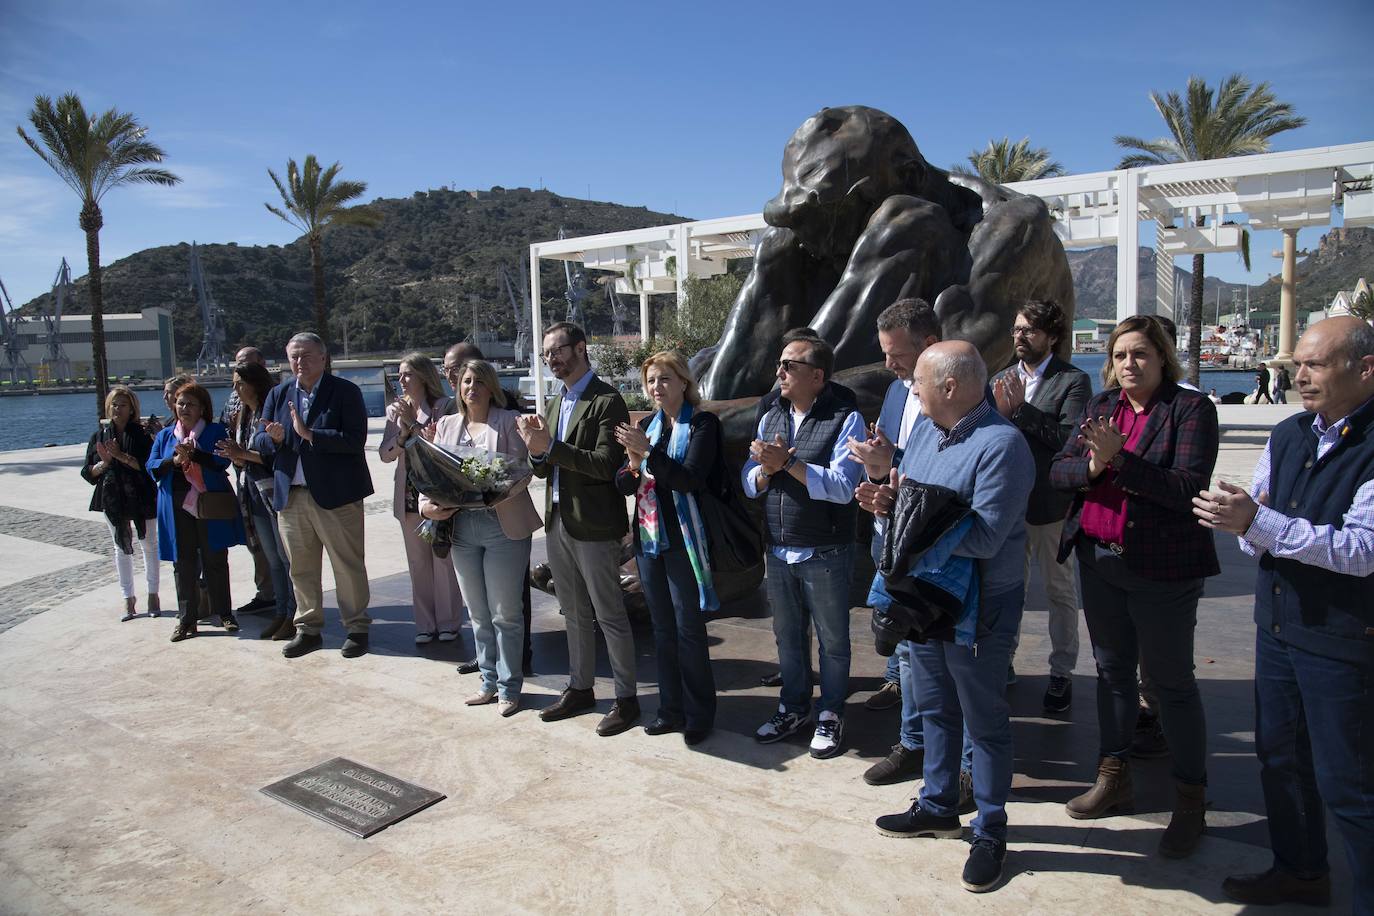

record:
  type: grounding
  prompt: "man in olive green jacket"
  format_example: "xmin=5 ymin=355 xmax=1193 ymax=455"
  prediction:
xmin=518 ymin=322 xmax=639 ymax=736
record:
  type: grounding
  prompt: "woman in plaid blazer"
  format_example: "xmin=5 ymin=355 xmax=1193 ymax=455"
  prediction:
xmin=1049 ymin=315 xmax=1220 ymax=859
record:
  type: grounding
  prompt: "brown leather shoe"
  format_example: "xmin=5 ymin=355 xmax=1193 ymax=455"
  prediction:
xmin=1159 ymin=781 xmax=1206 ymax=858
xmin=259 ymin=616 xmax=286 ymax=640
xmin=1222 ymin=868 xmax=1331 ymax=906
xmin=596 ymin=696 xmax=641 ymax=736
xmin=1066 ymin=755 xmax=1133 ymax=819
xmin=271 ymin=620 xmax=297 ymax=641
xmin=539 ymin=687 xmax=596 ymax=722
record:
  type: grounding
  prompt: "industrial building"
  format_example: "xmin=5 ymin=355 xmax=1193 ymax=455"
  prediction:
xmin=6 ymin=307 xmax=174 ymax=383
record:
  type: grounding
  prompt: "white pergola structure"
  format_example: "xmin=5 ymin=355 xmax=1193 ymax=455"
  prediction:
xmin=1007 ymin=140 xmax=1374 ymax=361
xmin=529 ymin=141 xmax=1373 ymax=404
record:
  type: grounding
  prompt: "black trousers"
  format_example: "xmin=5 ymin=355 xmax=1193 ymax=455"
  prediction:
xmin=173 ymin=501 xmax=231 ymax=623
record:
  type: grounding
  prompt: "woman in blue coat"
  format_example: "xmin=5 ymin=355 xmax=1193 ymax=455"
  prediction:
xmin=147 ymin=382 xmax=246 ymax=642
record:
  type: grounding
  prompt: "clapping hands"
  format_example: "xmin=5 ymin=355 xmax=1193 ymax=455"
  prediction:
xmin=846 ymin=425 xmax=895 ymax=480
xmin=993 ymin=373 xmax=1025 ymax=417
xmin=1080 ymin=415 xmax=1126 ymax=477
xmin=517 ymin=414 xmax=552 ymax=455
xmin=614 ymin=423 xmax=650 ymax=465
xmin=857 ymin=467 xmax=901 ymax=517
xmin=750 ymin=434 xmax=795 ymax=476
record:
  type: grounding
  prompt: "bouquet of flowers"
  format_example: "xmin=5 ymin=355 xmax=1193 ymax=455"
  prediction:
xmin=404 ymin=437 xmax=531 ymax=509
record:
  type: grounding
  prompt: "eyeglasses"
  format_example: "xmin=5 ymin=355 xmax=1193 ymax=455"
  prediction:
xmin=1011 ymin=326 xmax=1041 ymax=338
xmin=777 ymin=358 xmax=819 ymax=374
xmin=541 ymin=343 xmax=573 ymax=362
xmin=442 ymin=364 xmax=462 ymax=377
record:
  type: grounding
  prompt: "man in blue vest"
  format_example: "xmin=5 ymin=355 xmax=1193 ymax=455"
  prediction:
xmin=1195 ymin=316 xmax=1374 ymax=911
xmin=744 ymin=331 xmax=865 ymax=758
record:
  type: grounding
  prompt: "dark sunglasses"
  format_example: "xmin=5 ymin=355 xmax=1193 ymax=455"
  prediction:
xmin=777 ymin=358 xmax=819 ymax=374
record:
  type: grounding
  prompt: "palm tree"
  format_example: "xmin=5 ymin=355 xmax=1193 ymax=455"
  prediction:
xmin=959 ymin=137 xmax=1065 ymax=183
xmin=17 ymin=93 xmax=180 ymax=416
xmin=1115 ymin=74 xmax=1306 ymax=385
xmin=266 ymin=156 xmax=381 ymax=345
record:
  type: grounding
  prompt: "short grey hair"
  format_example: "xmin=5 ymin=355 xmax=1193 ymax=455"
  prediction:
xmin=923 ymin=347 xmax=987 ymax=391
xmin=876 ymin=298 xmax=942 ymax=341
xmin=1340 ymin=322 xmax=1374 ymax=370
xmin=287 ymin=331 xmax=327 ymax=354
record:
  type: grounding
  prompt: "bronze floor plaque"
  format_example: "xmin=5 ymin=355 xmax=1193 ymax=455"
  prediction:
xmin=262 ymin=757 xmax=445 ymax=838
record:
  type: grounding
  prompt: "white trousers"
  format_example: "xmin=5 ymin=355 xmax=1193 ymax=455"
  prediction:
xmin=106 ymin=516 xmax=160 ymax=599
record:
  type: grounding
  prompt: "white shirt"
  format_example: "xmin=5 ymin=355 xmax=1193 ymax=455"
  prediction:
xmin=1018 ymin=354 xmax=1052 ymax=404
xmin=290 ymin=379 xmax=317 ymax=487
xmin=897 ymin=379 xmax=923 ymax=450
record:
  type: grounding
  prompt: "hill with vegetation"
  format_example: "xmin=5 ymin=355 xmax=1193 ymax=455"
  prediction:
xmin=18 ymin=187 xmax=1371 ymax=362
xmin=17 ymin=187 xmax=689 ymax=361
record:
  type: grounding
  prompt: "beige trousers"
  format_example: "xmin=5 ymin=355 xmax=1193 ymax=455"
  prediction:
xmin=1010 ymin=518 xmax=1081 ymax=678
xmin=278 ymin=488 xmax=371 ymax=635
xmin=399 ymin=511 xmax=463 ymax=634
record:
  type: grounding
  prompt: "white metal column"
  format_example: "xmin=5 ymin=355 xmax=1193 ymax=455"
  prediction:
xmin=674 ymin=227 xmax=690 ymax=314
xmin=639 ymin=290 xmax=650 ymax=343
xmin=1116 ymin=170 xmax=1139 ymax=321
xmin=1154 ymin=218 xmax=1174 ymax=319
xmin=529 ymin=245 xmax=545 ymax=413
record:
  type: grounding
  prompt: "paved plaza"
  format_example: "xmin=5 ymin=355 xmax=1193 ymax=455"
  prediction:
xmin=0 ymin=406 xmax=1350 ymax=914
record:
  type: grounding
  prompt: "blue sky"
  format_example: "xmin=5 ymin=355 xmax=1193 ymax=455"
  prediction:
xmin=2 ymin=0 xmax=1371 ymax=308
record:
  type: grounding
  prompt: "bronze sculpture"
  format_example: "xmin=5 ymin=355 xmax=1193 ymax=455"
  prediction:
xmin=699 ymin=106 xmax=1074 ymax=399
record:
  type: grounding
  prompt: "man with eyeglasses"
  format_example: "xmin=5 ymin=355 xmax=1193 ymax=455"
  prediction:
xmin=991 ymin=300 xmax=1091 ymax=712
xmin=744 ymin=331 xmax=865 ymax=758
xmin=442 ymin=341 xmax=535 ymax=678
xmin=517 ymin=322 xmax=640 ymax=736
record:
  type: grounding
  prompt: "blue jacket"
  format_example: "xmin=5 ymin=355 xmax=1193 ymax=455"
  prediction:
xmin=147 ymin=422 xmax=246 ymax=561
xmin=252 ymin=373 xmax=374 ymax=511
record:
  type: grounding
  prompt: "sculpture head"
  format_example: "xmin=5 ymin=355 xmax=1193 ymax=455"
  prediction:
xmin=763 ymin=106 xmax=930 ymax=262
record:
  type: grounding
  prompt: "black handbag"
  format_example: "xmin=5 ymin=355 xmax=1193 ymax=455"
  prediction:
xmin=698 ymin=424 xmax=763 ymax=572
xmin=195 ymin=490 xmax=240 ymax=520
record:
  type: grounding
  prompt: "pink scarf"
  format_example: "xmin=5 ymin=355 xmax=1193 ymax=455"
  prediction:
xmin=175 ymin=418 xmax=208 ymax=515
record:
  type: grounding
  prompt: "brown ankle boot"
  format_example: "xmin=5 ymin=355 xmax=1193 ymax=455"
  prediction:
xmin=1158 ymin=781 xmax=1206 ymax=858
xmin=1066 ymin=755 xmax=1133 ymax=819
xmin=271 ymin=620 xmax=297 ymax=641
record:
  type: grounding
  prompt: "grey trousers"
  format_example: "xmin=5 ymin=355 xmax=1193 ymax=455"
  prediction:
xmin=1010 ymin=518 xmax=1081 ymax=677
xmin=545 ymin=507 xmax=637 ymax=697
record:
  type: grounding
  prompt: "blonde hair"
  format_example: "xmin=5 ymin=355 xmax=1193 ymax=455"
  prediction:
xmin=639 ymin=350 xmax=699 ymax=406
xmin=1102 ymin=316 xmax=1182 ymax=388
xmin=398 ymin=352 xmax=447 ymax=405
xmin=455 ymin=359 xmax=508 ymax=415
xmin=105 ymin=384 xmax=142 ymax=420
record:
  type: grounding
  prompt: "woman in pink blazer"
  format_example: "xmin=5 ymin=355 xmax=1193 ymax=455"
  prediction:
xmin=379 ymin=352 xmax=463 ymax=646
xmin=421 ymin=359 xmax=541 ymax=716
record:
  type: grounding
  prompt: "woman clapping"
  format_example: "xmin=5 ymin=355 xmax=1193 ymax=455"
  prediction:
xmin=614 ymin=351 xmax=721 ymax=745
xmin=81 ymin=385 xmax=160 ymax=621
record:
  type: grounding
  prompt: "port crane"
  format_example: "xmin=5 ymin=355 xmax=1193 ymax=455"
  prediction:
xmin=190 ymin=242 xmax=229 ymax=376
xmin=0 ymin=273 xmax=31 ymax=385
xmin=39 ymin=259 xmax=74 ymax=382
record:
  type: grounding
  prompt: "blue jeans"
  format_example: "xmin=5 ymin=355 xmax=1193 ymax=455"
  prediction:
xmin=1255 ymin=627 xmax=1374 ymax=911
xmin=450 ymin=510 xmax=531 ymax=701
xmin=911 ymin=585 xmax=1023 ymax=842
xmin=894 ymin=642 xmax=924 ymax=751
xmin=637 ymin=547 xmax=716 ymax=730
xmin=249 ymin=490 xmax=295 ymax=618
xmin=765 ymin=545 xmax=854 ymax=717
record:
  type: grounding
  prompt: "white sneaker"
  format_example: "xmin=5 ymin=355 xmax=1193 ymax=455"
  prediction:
xmin=415 ymin=632 xmax=435 ymax=645
xmin=755 ymin=704 xmax=811 ymax=743
xmin=498 ymin=697 xmax=521 ymax=717
xmin=809 ymin=712 xmax=844 ymax=758
xmin=437 ymin=630 xmax=458 ymax=642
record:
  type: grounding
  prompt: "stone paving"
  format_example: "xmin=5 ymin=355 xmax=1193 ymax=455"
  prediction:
xmin=0 ymin=405 xmax=1355 ymax=914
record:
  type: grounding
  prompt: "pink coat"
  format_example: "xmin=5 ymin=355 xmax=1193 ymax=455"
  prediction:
xmin=379 ymin=395 xmax=455 ymax=521
xmin=420 ymin=407 xmax=543 ymax=540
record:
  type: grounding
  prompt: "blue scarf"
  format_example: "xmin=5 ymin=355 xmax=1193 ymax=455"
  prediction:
xmin=635 ymin=404 xmax=719 ymax=612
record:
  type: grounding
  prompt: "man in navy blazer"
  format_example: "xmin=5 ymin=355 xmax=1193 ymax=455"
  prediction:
xmin=254 ymin=332 xmax=374 ymax=659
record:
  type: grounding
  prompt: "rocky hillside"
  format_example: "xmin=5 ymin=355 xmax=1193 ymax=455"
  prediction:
xmin=1068 ymin=226 xmax=1374 ymax=319
xmin=18 ymin=188 xmax=689 ymax=360
xmin=19 ymin=189 xmax=1371 ymax=360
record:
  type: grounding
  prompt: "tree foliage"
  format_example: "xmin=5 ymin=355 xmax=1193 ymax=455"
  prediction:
xmin=266 ymin=155 xmax=381 ymax=345
xmin=1114 ymin=73 xmax=1305 ymax=384
xmin=17 ymin=92 xmax=180 ymax=415
xmin=957 ymin=137 xmax=1065 ymax=183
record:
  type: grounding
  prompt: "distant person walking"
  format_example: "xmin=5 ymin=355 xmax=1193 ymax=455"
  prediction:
xmin=1255 ymin=363 xmax=1274 ymax=404
xmin=81 ymin=385 xmax=160 ymax=621
xmin=147 ymin=382 xmax=246 ymax=641
xmin=254 ymin=332 xmax=374 ymax=659
xmin=379 ymin=352 xmax=464 ymax=647
xmin=1273 ymin=364 xmax=1291 ymax=404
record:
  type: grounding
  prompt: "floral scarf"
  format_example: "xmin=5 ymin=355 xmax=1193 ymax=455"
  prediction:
xmin=635 ymin=403 xmax=719 ymax=612
xmin=174 ymin=418 xmax=207 ymax=516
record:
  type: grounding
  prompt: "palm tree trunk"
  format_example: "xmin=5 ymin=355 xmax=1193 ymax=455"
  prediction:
xmin=80 ymin=201 xmax=109 ymax=418
xmin=1189 ymin=214 xmax=1205 ymax=389
xmin=309 ymin=233 xmax=328 ymax=347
